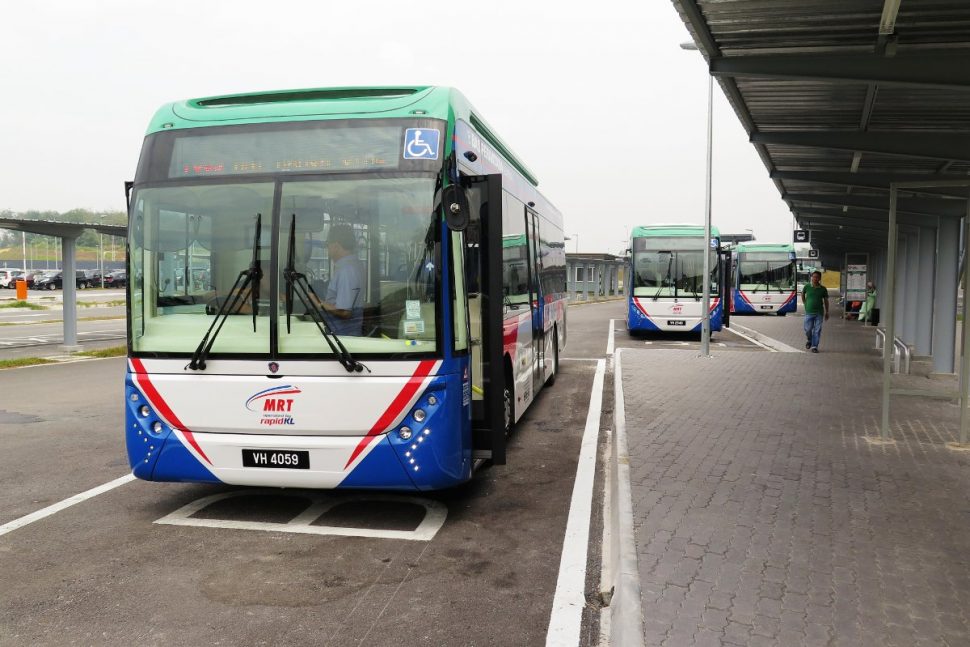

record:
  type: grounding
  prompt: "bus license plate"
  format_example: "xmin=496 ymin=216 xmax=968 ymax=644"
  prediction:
xmin=667 ymin=319 xmax=686 ymax=326
xmin=759 ymin=305 xmax=773 ymax=310
xmin=242 ymin=449 xmax=309 ymax=469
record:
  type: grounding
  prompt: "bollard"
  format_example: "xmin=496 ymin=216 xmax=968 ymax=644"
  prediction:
xmin=15 ymin=279 xmax=27 ymax=300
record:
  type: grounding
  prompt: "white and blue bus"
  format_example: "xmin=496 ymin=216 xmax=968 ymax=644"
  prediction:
xmin=731 ymin=242 xmax=797 ymax=316
xmin=123 ymin=86 xmax=566 ymax=490
xmin=627 ymin=224 xmax=723 ymax=334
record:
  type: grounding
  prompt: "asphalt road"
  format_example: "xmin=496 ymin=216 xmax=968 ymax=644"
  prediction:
xmin=0 ymin=301 xmax=626 ymax=647
xmin=0 ymin=290 xmax=126 ymax=356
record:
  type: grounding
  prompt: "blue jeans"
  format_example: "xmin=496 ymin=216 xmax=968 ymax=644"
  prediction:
xmin=804 ymin=313 xmax=824 ymax=349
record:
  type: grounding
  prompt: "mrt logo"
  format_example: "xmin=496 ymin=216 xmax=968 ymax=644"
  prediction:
xmin=263 ymin=398 xmax=294 ymax=412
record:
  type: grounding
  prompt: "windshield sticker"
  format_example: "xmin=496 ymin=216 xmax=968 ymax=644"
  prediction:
xmin=403 ymin=320 xmax=426 ymax=336
xmin=403 ymin=128 xmax=440 ymax=160
xmin=405 ymin=299 xmax=421 ymax=320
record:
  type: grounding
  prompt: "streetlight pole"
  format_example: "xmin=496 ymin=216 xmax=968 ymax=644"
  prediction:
xmin=682 ymin=41 xmax=714 ymax=357
xmin=572 ymin=233 xmax=579 ymax=254
xmin=99 ymin=215 xmax=105 ymax=288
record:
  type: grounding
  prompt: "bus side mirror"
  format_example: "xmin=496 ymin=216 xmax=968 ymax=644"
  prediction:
xmin=442 ymin=185 xmax=469 ymax=232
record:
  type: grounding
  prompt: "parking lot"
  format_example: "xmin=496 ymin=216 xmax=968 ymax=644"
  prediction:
xmin=0 ymin=301 xmax=623 ymax=646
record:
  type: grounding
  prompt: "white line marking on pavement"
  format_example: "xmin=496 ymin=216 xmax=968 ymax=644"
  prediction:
xmin=723 ymin=324 xmax=776 ymax=352
xmin=547 ymin=358 xmax=605 ymax=646
xmin=0 ymin=474 xmax=136 ymax=538
xmin=607 ymin=318 xmax=616 ymax=356
xmin=727 ymin=322 xmax=802 ymax=353
xmin=155 ymin=490 xmax=448 ymax=541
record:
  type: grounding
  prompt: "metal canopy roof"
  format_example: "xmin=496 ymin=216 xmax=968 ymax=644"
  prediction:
xmin=672 ymin=0 xmax=970 ymax=263
xmin=0 ymin=217 xmax=126 ymax=238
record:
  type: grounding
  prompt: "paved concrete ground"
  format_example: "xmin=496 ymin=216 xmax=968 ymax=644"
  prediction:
xmin=622 ymin=310 xmax=970 ymax=646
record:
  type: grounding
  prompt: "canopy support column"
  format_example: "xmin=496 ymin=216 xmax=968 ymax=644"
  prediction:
xmin=933 ymin=217 xmax=960 ymax=374
xmin=880 ymin=186 xmax=899 ymax=440
xmin=915 ymin=225 xmax=937 ymax=356
xmin=60 ymin=236 xmax=81 ymax=351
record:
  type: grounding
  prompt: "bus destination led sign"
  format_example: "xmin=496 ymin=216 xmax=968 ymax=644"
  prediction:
xmin=169 ymin=125 xmax=403 ymax=178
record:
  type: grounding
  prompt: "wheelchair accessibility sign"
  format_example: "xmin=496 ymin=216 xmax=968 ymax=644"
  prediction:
xmin=403 ymin=128 xmax=440 ymax=160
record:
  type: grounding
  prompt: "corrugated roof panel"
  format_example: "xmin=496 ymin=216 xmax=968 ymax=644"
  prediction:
xmin=673 ymin=0 xmax=970 ymax=254
xmin=869 ymin=87 xmax=970 ymax=130
xmin=739 ymin=79 xmax=868 ymax=131
xmin=701 ymin=0 xmax=885 ymax=54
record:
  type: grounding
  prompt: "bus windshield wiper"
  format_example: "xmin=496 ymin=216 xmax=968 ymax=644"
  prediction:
xmin=653 ymin=252 xmax=673 ymax=300
xmin=687 ymin=273 xmax=700 ymax=301
xmin=283 ymin=215 xmax=368 ymax=374
xmin=188 ymin=214 xmax=262 ymax=371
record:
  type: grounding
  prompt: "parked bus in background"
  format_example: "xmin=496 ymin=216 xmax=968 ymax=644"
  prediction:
xmin=627 ymin=224 xmax=723 ymax=334
xmin=731 ymin=242 xmax=797 ymax=316
xmin=795 ymin=259 xmax=818 ymax=290
xmin=124 ymin=86 xmax=566 ymax=491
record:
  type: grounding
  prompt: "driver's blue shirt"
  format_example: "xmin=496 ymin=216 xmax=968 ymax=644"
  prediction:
xmin=326 ymin=254 xmax=363 ymax=336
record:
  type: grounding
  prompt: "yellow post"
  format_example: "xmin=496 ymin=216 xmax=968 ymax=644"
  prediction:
xmin=15 ymin=279 xmax=27 ymax=300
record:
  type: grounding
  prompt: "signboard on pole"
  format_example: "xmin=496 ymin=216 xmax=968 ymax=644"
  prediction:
xmin=794 ymin=229 xmax=809 ymax=243
xmin=846 ymin=263 xmax=867 ymax=301
xmin=808 ymin=249 xmax=819 ymax=259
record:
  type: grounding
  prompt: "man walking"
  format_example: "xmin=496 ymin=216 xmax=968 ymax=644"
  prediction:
xmin=802 ymin=270 xmax=829 ymax=353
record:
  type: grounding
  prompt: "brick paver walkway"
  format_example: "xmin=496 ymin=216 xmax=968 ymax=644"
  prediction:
xmin=621 ymin=312 xmax=970 ymax=646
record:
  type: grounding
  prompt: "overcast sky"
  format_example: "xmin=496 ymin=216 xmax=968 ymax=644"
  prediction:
xmin=0 ymin=0 xmax=794 ymax=253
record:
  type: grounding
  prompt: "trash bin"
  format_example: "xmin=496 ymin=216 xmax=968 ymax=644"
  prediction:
xmin=15 ymin=278 xmax=26 ymax=300
xmin=870 ymin=308 xmax=880 ymax=327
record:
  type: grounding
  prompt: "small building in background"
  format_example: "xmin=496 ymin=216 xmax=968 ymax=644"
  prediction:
xmin=566 ymin=253 xmax=628 ymax=301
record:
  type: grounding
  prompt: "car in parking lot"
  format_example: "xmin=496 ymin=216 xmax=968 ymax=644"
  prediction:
xmin=19 ymin=271 xmax=44 ymax=289
xmin=34 ymin=270 xmax=92 ymax=290
xmin=0 ymin=268 xmax=25 ymax=288
xmin=104 ymin=270 xmax=127 ymax=288
xmin=84 ymin=269 xmax=101 ymax=288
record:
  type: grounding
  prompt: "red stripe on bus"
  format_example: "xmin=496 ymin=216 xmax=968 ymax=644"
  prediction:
xmin=343 ymin=360 xmax=437 ymax=470
xmin=130 ymin=359 xmax=212 ymax=465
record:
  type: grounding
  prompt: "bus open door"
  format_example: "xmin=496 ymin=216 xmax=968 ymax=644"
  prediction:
xmin=462 ymin=174 xmax=508 ymax=465
xmin=720 ymin=248 xmax=733 ymax=328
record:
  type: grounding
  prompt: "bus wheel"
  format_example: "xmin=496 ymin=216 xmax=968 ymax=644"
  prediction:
xmin=546 ymin=329 xmax=559 ymax=386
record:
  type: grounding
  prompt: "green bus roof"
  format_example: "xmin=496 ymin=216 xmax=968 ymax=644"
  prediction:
xmin=144 ymin=85 xmax=539 ymax=185
xmin=736 ymin=242 xmax=794 ymax=254
xmin=631 ymin=224 xmax=721 ymax=239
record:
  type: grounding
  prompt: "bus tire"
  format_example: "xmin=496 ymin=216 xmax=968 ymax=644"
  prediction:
xmin=546 ymin=328 xmax=559 ymax=386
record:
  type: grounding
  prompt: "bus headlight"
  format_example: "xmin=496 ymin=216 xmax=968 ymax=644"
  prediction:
xmin=151 ymin=421 xmax=164 ymax=434
xmin=139 ymin=405 xmax=151 ymax=417
xmin=399 ymin=426 xmax=413 ymax=440
xmin=413 ymin=409 xmax=426 ymax=423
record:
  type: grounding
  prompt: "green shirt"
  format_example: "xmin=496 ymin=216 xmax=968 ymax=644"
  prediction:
xmin=802 ymin=284 xmax=828 ymax=315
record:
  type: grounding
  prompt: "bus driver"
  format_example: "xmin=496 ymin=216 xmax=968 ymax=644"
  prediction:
xmin=320 ymin=224 xmax=363 ymax=336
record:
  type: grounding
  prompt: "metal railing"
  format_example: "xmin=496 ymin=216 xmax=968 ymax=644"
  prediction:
xmin=875 ymin=328 xmax=911 ymax=374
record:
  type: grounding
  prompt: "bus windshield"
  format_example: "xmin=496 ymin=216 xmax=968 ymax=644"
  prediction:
xmin=633 ymin=249 xmax=717 ymax=298
xmin=129 ymin=175 xmax=439 ymax=357
xmin=738 ymin=255 xmax=794 ymax=292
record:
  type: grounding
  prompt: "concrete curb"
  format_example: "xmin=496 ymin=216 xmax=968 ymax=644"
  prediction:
xmin=601 ymin=348 xmax=644 ymax=646
xmin=567 ymin=296 xmax=626 ymax=308
xmin=727 ymin=321 xmax=802 ymax=353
